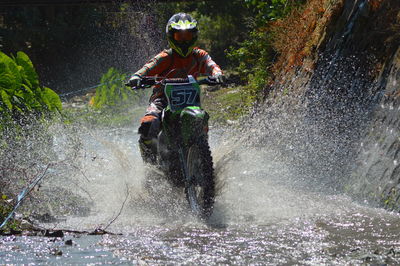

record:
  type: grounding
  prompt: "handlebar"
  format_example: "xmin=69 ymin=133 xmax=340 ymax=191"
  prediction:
xmin=126 ymin=76 xmax=222 ymax=90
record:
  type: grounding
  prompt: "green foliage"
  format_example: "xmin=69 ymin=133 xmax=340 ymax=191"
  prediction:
xmin=0 ymin=194 xmax=21 ymax=232
xmin=228 ymin=28 xmax=274 ymax=95
xmin=151 ymin=1 xmax=305 ymax=122
xmin=383 ymin=187 xmax=399 ymax=211
xmin=202 ymin=84 xmax=254 ymax=125
xmin=244 ymin=0 xmax=295 ymax=24
xmin=0 ymin=51 xmax=62 ymax=124
xmin=92 ymin=67 xmax=147 ymax=109
xmin=194 ymin=12 xmax=239 ymax=64
xmin=228 ymin=0 xmax=305 ymax=93
xmin=157 ymin=1 xmax=304 ymax=97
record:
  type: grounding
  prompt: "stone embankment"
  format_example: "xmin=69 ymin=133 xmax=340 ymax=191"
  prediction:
xmin=267 ymin=0 xmax=400 ymax=209
xmin=350 ymin=47 xmax=400 ymax=211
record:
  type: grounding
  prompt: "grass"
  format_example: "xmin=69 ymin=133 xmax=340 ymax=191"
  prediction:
xmin=64 ymin=89 xmax=250 ymax=127
xmin=202 ymin=84 xmax=253 ymax=126
xmin=61 ymin=76 xmax=252 ymax=128
xmin=0 ymin=195 xmax=22 ymax=233
xmin=62 ymin=104 xmax=145 ymax=128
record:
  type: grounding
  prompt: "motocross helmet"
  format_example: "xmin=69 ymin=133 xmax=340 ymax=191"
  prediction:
xmin=166 ymin=13 xmax=198 ymax=57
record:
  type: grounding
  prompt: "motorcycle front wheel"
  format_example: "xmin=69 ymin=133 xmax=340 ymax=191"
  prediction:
xmin=185 ymin=137 xmax=215 ymax=219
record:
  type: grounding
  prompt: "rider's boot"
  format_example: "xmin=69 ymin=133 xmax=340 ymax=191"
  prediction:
xmin=138 ymin=137 xmax=157 ymax=164
xmin=138 ymin=114 xmax=160 ymax=164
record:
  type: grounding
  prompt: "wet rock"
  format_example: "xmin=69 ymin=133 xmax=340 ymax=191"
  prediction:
xmin=50 ymin=248 xmax=63 ymax=256
xmin=1 ymin=229 xmax=23 ymax=236
xmin=88 ymin=228 xmax=121 ymax=235
xmin=65 ymin=239 xmax=73 ymax=246
xmin=33 ymin=212 xmax=58 ymax=223
xmin=44 ymin=230 xmax=64 ymax=238
xmin=89 ymin=228 xmax=108 ymax=235
xmin=19 ymin=219 xmax=35 ymax=230
xmin=363 ymin=255 xmax=372 ymax=263
xmin=347 ymin=46 xmax=400 ymax=211
xmin=387 ymin=248 xmax=396 ymax=256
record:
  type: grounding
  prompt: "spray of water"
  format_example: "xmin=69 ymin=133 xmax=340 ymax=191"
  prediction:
xmin=34 ymin=93 xmax=365 ymax=233
xmin=4 ymin=1 xmax=395 ymax=234
xmin=1 ymin=54 xmax=391 ymax=237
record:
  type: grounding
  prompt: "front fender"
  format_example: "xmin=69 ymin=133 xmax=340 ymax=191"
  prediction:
xmin=180 ymin=107 xmax=209 ymax=145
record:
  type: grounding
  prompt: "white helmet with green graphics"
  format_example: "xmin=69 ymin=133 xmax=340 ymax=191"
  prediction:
xmin=166 ymin=13 xmax=198 ymax=58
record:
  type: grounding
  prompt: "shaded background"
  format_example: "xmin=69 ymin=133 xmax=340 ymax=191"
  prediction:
xmin=0 ymin=2 xmax=166 ymax=94
xmin=0 ymin=0 xmax=253 ymax=95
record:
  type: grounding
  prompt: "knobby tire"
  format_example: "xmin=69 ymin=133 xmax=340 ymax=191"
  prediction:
xmin=185 ymin=137 xmax=215 ymax=219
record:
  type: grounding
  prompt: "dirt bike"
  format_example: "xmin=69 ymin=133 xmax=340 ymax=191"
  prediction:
xmin=129 ymin=75 xmax=221 ymax=219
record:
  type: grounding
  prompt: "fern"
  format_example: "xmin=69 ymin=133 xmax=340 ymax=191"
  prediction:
xmin=0 ymin=51 xmax=62 ymax=126
xmin=92 ymin=67 xmax=147 ymax=109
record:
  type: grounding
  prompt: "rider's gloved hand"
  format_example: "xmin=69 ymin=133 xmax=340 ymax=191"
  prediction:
xmin=213 ymin=73 xmax=226 ymax=84
xmin=125 ymin=75 xmax=142 ymax=88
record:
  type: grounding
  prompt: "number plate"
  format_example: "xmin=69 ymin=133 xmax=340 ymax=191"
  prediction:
xmin=165 ymin=83 xmax=200 ymax=111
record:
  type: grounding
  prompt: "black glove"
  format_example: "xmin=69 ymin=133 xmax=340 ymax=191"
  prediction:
xmin=125 ymin=76 xmax=142 ymax=88
xmin=213 ymin=73 xmax=226 ymax=84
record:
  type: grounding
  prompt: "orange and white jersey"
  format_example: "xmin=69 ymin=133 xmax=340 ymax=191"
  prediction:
xmin=133 ymin=47 xmax=223 ymax=81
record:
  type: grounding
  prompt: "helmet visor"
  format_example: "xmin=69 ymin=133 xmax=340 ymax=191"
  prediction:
xmin=173 ymin=31 xmax=194 ymax=42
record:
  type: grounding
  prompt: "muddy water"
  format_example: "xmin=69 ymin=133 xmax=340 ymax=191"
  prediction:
xmin=1 ymin=127 xmax=400 ymax=265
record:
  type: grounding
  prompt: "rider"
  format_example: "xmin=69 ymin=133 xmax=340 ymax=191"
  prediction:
xmin=126 ymin=13 xmax=225 ymax=163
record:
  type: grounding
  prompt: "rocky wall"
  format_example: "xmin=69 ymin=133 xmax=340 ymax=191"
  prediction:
xmin=349 ymin=47 xmax=400 ymax=211
xmin=262 ymin=0 xmax=400 ymax=209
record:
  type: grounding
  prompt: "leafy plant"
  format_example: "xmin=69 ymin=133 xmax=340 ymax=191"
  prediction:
xmin=228 ymin=0 xmax=306 ymax=94
xmin=244 ymin=0 xmax=297 ymax=24
xmin=228 ymin=27 xmax=274 ymax=96
xmin=91 ymin=67 xmax=147 ymax=109
xmin=0 ymin=51 xmax=62 ymax=124
xmin=0 ymin=194 xmax=21 ymax=232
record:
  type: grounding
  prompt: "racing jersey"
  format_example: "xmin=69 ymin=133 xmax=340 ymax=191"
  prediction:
xmin=132 ymin=47 xmax=222 ymax=100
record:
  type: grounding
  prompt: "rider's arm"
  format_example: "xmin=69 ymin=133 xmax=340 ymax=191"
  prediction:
xmin=193 ymin=48 xmax=223 ymax=77
xmin=132 ymin=50 xmax=171 ymax=78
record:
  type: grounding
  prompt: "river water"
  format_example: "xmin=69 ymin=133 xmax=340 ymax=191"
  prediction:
xmin=1 ymin=125 xmax=400 ymax=265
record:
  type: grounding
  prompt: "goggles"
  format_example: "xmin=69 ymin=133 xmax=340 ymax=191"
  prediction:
xmin=173 ymin=31 xmax=194 ymax=42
